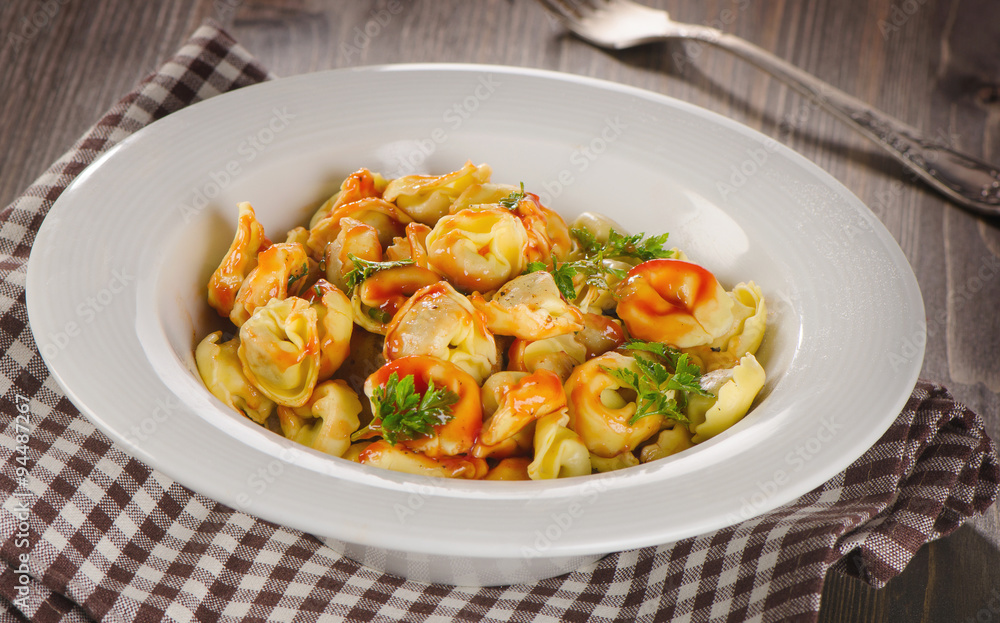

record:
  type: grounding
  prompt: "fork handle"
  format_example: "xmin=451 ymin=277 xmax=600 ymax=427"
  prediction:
xmin=683 ymin=26 xmax=1000 ymax=216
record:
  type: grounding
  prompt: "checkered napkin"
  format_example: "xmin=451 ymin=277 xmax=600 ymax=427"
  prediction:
xmin=1 ymin=23 xmax=998 ymax=623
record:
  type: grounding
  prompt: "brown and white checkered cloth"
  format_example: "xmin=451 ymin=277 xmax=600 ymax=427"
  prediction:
xmin=1 ymin=23 xmax=997 ymax=623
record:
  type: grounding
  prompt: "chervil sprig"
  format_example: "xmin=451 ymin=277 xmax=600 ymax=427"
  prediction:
xmin=356 ymin=372 xmax=459 ymax=446
xmin=344 ymin=254 xmax=414 ymax=291
xmin=525 ymin=257 xmax=626 ymax=301
xmin=286 ymin=264 xmax=309 ymax=292
xmin=571 ymin=227 xmax=673 ymax=263
xmin=606 ymin=340 xmax=714 ymax=425
xmin=499 ymin=182 xmax=526 ymax=209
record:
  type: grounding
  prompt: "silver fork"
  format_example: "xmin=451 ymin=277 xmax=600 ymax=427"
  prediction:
xmin=536 ymin=0 xmax=1000 ymax=218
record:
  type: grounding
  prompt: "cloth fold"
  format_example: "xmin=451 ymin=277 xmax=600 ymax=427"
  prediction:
xmin=1 ymin=22 xmax=997 ymax=623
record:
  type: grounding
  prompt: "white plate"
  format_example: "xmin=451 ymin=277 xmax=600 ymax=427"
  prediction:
xmin=27 ymin=64 xmax=924 ymax=586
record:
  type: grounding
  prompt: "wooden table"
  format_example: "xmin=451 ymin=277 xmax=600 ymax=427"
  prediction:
xmin=3 ymin=1 xmax=998 ymax=620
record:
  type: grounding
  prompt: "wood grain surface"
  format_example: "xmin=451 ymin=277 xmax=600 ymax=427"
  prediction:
xmin=2 ymin=0 xmax=998 ymax=621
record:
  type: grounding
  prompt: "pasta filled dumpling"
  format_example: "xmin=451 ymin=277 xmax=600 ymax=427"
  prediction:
xmin=362 ymin=356 xmax=483 ymax=458
xmin=238 ymin=297 xmax=321 ymax=408
xmin=309 ymin=168 xmax=389 ymax=229
xmin=683 ymin=282 xmax=767 ymax=372
xmin=358 ymin=440 xmax=489 ymax=479
xmin=469 ymin=271 xmax=584 ymax=341
xmin=686 ymin=353 xmax=766 ymax=443
xmin=195 ymin=331 xmax=275 ymax=424
xmin=639 ymin=423 xmax=693 ymax=463
xmin=323 ymin=217 xmax=382 ymax=292
xmin=479 ymin=369 xmax=565 ymax=447
xmin=278 ymin=379 xmax=362 ymax=457
xmin=508 ymin=333 xmax=587 ymax=383
xmin=308 ymin=197 xmax=411 ymax=257
xmin=564 ymin=352 xmax=664 ymax=458
xmin=527 ymin=410 xmax=591 ymax=480
xmin=207 ymin=202 xmax=270 ymax=317
xmin=615 ymin=258 xmax=735 ymax=349
xmin=302 ymin=280 xmax=354 ymax=380
xmin=383 ymin=281 xmax=498 ymax=384
xmin=425 ymin=207 xmax=529 ymax=292
xmin=382 ymin=161 xmax=492 ymax=225
xmin=353 ymin=265 xmax=441 ymax=335
xmin=230 ymin=242 xmax=316 ymax=327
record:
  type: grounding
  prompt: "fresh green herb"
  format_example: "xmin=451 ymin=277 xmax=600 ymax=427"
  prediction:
xmin=606 ymin=340 xmax=713 ymax=425
xmin=344 ymin=254 xmax=414 ymax=291
xmin=287 ymin=264 xmax=309 ymax=292
xmin=526 ymin=260 xmax=578 ymax=300
xmin=525 ymin=257 xmax=623 ymax=301
xmin=367 ymin=306 xmax=392 ymax=324
xmin=358 ymin=372 xmax=459 ymax=445
xmin=570 ymin=227 xmax=673 ymax=263
xmin=499 ymin=182 xmax=526 ymax=210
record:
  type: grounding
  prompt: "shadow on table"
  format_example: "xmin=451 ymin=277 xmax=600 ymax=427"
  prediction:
xmin=820 ymin=524 xmax=1000 ymax=623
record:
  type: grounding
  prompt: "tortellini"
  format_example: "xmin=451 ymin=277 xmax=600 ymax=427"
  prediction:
xmin=363 ymin=356 xmax=482 ymax=458
xmin=309 ymin=167 xmax=389 ymax=229
xmin=304 ymin=281 xmax=354 ymax=379
xmin=383 ymin=281 xmax=498 ymax=384
xmin=683 ymin=282 xmax=767 ymax=372
xmin=358 ymin=440 xmax=489 ymax=479
xmin=468 ymin=271 xmax=584 ymax=341
xmin=230 ymin=242 xmax=316 ymax=327
xmin=308 ymin=197 xmax=410 ymax=257
xmin=616 ymin=258 xmax=735 ymax=348
xmin=424 ymin=207 xmax=528 ymax=292
xmin=508 ymin=333 xmax=587 ymax=383
xmin=685 ymin=354 xmax=766 ymax=443
xmin=238 ymin=297 xmax=321 ymax=407
xmin=564 ymin=352 xmax=664 ymax=458
xmin=195 ymin=165 xmax=770 ymax=481
xmin=527 ymin=411 xmax=591 ymax=480
xmin=383 ymin=161 xmax=491 ymax=225
xmin=207 ymin=202 xmax=270 ymax=318
xmin=195 ymin=331 xmax=275 ymax=424
xmin=278 ymin=379 xmax=362 ymax=457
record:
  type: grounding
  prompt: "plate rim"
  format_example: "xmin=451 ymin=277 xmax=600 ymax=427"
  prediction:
xmin=26 ymin=62 xmax=925 ymax=559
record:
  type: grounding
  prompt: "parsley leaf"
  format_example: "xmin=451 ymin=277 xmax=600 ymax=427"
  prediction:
xmin=570 ymin=227 xmax=674 ymax=263
xmin=286 ymin=264 xmax=309 ymax=292
xmin=344 ymin=254 xmax=414 ymax=291
xmin=364 ymin=373 xmax=459 ymax=446
xmin=498 ymin=182 xmax=526 ymax=209
xmin=607 ymin=340 xmax=715 ymax=425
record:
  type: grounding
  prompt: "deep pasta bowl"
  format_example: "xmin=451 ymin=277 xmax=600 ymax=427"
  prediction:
xmin=26 ymin=64 xmax=924 ymax=586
